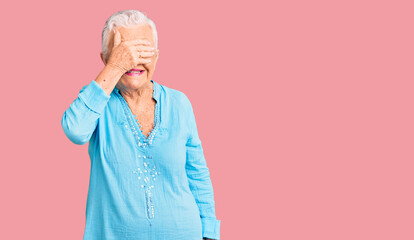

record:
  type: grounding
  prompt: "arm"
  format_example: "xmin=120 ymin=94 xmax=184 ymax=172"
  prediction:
xmin=184 ymin=95 xmax=221 ymax=240
xmin=61 ymin=79 xmax=111 ymax=145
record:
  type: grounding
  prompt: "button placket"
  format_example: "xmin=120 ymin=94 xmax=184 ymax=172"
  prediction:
xmin=132 ymin=159 xmax=160 ymax=219
xmin=115 ymin=83 xmax=161 ymax=221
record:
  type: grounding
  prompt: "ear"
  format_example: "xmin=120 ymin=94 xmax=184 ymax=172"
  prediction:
xmin=100 ymin=51 xmax=107 ymax=65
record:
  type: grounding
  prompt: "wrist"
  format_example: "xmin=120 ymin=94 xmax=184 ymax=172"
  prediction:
xmin=105 ymin=63 xmax=126 ymax=75
xmin=94 ymin=65 xmax=124 ymax=96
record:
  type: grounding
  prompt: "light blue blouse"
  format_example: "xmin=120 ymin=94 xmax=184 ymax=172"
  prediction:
xmin=61 ymin=79 xmax=221 ymax=240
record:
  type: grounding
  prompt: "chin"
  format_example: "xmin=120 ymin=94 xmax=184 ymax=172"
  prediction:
xmin=120 ymin=75 xmax=149 ymax=86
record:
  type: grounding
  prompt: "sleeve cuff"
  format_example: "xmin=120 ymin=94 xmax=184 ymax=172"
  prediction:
xmin=78 ymin=80 xmax=111 ymax=114
xmin=201 ymin=218 xmax=221 ymax=240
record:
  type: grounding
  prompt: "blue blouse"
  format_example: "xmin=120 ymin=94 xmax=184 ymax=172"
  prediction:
xmin=61 ymin=79 xmax=221 ymax=240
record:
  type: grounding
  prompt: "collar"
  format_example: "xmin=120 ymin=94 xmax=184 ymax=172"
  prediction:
xmin=113 ymin=79 xmax=160 ymax=101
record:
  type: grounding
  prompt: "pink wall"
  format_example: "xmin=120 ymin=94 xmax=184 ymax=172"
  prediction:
xmin=1 ymin=0 xmax=414 ymax=239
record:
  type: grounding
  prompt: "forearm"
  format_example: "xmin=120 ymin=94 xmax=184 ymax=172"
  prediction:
xmin=61 ymin=79 xmax=111 ymax=145
xmin=94 ymin=65 xmax=124 ymax=96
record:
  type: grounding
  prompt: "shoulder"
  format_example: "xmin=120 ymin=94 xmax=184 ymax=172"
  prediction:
xmin=160 ymin=83 xmax=193 ymax=111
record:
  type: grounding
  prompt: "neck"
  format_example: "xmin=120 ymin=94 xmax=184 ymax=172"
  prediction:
xmin=119 ymin=81 xmax=154 ymax=107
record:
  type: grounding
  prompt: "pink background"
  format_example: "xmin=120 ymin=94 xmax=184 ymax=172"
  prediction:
xmin=1 ymin=0 xmax=414 ymax=239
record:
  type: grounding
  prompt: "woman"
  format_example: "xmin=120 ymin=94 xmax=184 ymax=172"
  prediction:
xmin=61 ymin=10 xmax=220 ymax=240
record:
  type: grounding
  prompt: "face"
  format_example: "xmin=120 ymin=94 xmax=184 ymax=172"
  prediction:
xmin=100 ymin=24 xmax=159 ymax=90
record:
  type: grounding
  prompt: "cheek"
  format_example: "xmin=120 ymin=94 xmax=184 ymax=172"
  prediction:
xmin=146 ymin=66 xmax=155 ymax=73
xmin=146 ymin=59 xmax=156 ymax=70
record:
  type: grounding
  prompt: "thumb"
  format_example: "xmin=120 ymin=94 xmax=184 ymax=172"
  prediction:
xmin=113 ymin=28 xmax=121 ymax=48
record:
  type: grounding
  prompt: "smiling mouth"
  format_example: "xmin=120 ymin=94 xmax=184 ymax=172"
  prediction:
xmin=126 ymin=68 xmax=145 ymax=73
xmin=125 ymin=69 xmax=145 ymax=76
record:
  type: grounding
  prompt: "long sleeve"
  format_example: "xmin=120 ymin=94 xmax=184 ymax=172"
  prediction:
xmin=61 ymin=80 xmax=111 ymax=145
xmin=184 ymin=95 xmax=221 ymax=240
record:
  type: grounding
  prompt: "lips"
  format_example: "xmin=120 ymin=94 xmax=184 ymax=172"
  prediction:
xmin=125 ymin=69 xmax=145 ymax=77
xmin=126 ymin=68 xmax=144 ymax=73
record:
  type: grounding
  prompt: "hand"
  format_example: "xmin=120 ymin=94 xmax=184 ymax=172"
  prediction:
xmin=106 ymin=28 xmax=155 ymax=73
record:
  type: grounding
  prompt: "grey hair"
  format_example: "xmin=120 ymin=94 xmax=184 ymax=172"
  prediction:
xmin=101 ymin=10 xmax=158 ymax=59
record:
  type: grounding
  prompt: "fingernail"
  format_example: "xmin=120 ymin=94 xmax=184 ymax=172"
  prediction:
xmin=113 ymin=29 xmax=115 ymax=34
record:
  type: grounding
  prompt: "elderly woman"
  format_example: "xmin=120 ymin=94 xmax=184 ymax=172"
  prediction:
xmin=61 ymin=10 xmax=220 ymax=240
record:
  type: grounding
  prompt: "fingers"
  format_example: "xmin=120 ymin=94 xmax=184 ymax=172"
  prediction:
xmin=133 ymin=46 xmax=156 ymax=58
xmin=136 ymin=52 xmax=153 ymax=61
xmin=130 ymin=48 xmax=153 ymax=65
xmin=134 ymin=56 xmax=152 ymax=65
xmin=142 ymin=58 xmax=152 ymax=64
xmin=134 ymin=45 xmax=155 ymax=51
xmin=138 ymin=51 xmax=156 ymax=58
xmin=131 ymin=46 xmax=155 ymax=52
xmin=124 ymin=39 xmax=152 ymax=46
xmin=113 ymin=29 xmax=121 ymax=48
xmin=108 ymin=30 xmax=155 ymax=69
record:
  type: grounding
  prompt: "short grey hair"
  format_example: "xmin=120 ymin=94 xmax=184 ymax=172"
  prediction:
xmin=101 ymin=10 xmax=158 ymax=59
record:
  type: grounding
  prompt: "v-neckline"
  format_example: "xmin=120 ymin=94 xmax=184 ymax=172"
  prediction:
xmin=128 ymin=99 xmax=157 ymax=139
xmin=115 ymin=80 xmax=161 ymax=145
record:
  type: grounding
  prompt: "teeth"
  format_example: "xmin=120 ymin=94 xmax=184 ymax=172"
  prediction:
xmin=127 ymin=71 xmax=142 ymax=73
